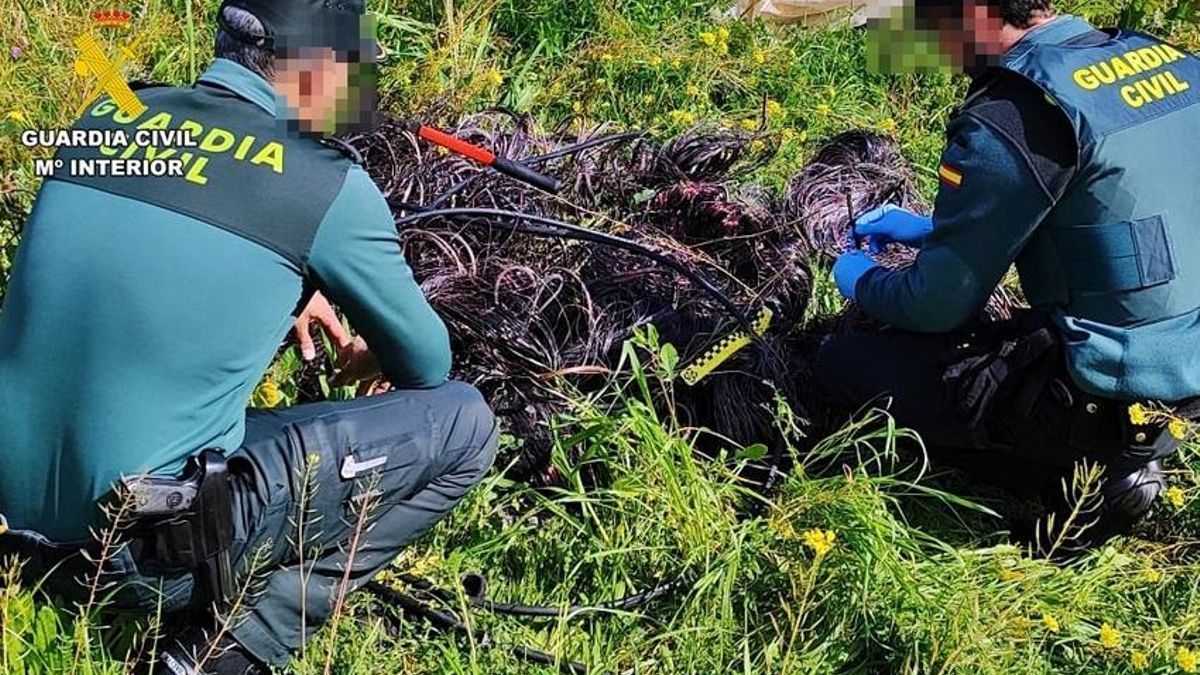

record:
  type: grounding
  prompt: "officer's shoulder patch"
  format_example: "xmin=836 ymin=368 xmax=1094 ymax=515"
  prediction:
xmin=938 ymin=162 xmax=964 ymax=189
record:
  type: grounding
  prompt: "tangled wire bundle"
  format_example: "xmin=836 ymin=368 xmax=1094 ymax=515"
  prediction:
xmin=785 ymin=130 xmax=924 ymax=263
xmin=337 ymin=113 xmax=1025 ymax=481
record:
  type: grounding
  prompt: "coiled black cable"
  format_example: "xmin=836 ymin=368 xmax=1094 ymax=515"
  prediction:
xmin=370 ymin=165 xmax=792 ymax=672
xmin=421 ymin=131 xmax=645 ymax=211
xmin=365 ymin=580 xmax=590 ymax=675
xmin=393 ymin=207 xmax=758 ymax=336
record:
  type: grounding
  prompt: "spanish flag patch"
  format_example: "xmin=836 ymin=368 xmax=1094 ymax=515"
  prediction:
xmin=938 ymin=163 xmax=964 ymax=189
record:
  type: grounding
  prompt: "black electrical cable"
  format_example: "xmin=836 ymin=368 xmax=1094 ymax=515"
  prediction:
xmin=393 ymin=207 xmax=758 ymax=336
xmin=365 ymin=580 xmax=589 ymax=675
xmin=396 ymin=206 xmax=793 ymax=493
xmin=423 ymin=174 xmax=478 ymax=211
xmin=369 ymin=176 xmax=795 ymax=671
xmin=398 ymin=573 xmax=680 ymax=619
xmin=523 ymin=131 xmax=646 ymax=166
xmin=420 ymin=132 xmax=645 ymax=211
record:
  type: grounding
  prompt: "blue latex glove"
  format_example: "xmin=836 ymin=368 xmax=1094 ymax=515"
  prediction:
xmin=833 ymin=251 xmax=879 ymax=302
xmin=854 ymin=204 xmax=933 ymax=253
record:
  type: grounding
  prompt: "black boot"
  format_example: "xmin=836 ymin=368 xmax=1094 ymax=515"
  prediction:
xmin=149 ymin=628 xmax=268 ymax=675
xmin=1020 ymin=460 xmax=1165 ymax=557
xmin=1094 ymin=460 xmax=1166 ymax=541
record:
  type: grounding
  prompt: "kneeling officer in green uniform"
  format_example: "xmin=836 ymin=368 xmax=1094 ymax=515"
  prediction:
xmin=818 ymin=0 xmax=1200 ymax=542
xmin=0 ymin=1 xmax=497 ymax=672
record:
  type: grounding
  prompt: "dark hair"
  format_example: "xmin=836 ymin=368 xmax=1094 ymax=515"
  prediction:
xmin=995 ymin=0 xmax=1054 ymax=27
xmin=914 ymin=0 xmax=1054 ymax=30
xmin=214 ymin=4 xmax=275 ymax=79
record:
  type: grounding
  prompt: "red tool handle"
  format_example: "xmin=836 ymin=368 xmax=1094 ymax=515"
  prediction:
xmin=416 ymin=125 xmax=563 ymax=194
xmin=418 ymin=126 xmax=496 ymax=165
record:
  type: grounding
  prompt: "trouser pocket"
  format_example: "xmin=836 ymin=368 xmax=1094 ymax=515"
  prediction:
xmin=287 ymin=393 xmax=440 ymax=532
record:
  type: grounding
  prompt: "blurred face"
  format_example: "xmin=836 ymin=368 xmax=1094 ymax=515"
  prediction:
xmin=274 ymin=47 xmax=351 ymax=135
xmin=931 ymin=1 xmax=1008 ymax=71
xmin=864 ymin=1 xmax=1037 ymax=76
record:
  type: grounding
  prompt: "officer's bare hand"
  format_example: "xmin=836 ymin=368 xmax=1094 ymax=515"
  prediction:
xmin=331 ymin=336 xmax=383 ymax=387
xmin=294 ymin=292 xmax=353 ymax=361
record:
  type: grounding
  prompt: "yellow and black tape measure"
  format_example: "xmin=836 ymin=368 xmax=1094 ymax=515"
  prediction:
xmin=680 ymin=308 xmax=773 ymax=386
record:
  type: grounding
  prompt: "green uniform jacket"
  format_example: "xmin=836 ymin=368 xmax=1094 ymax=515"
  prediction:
xmin=857 ymin=16 xmax=1200 ymax=403
xmin=0 ymin=60 xmax=450 ymax=540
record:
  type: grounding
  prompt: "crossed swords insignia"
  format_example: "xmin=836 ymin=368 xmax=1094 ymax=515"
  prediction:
xmin=73 ymin=29 xmax=146 ymax=118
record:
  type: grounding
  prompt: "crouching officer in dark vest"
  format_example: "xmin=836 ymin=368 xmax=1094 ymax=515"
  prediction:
xmin=0 ymin=1 xmax=497 ymax=673
xmin=817 ymin=1 xmax=1200 ymax=546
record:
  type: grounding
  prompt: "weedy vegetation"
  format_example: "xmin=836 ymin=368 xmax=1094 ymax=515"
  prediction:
xmin=2 ymin=1 xmax=1200 ymax=674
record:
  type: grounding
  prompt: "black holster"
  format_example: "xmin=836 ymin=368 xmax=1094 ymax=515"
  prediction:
xmin=122 ymin=449 xmax=235 ymax=608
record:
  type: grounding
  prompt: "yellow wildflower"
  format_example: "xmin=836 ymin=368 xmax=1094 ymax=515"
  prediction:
xmin=717 ymin=26 xmax=731 ymax=42
xmin=6 ymin=110 xmax=27 ymax=124
xmin=880 ymin=117 xmax=899 ymax=134
xmin=686 ymin=84 xmax=702 ymax=98
xmin=484 ymin=69 xmax=503 ymax=88
xmin=715 ymin=41 xmax=730 ymax=56
xmin=600 ymin=52 xmax=614 ymax=62
xmin=699 ymin=31 xmax=717 ymax=47
xmin=1041 ymin=613 xmax=1060 ymax=633
xmin=1166 ymin=485 xmax=1187 ymax=510
xmin=740 ymin=118 xmax=759 ymax=132
xmin=753 ymin=48 xmax=767 ymax=65
xmin=815 ymin=103 xmax=832 ymax=117
xmin=648 ymin=55 xmax=663 ymax=67
xmin=1142 ymin=567 xmax=1163 ymax=583
xmin=766 ymin=99 xmax=785 ymax=120
xmin=998 ymin=568 xmax=1020 ymax=582
xmin=642 ymin=94 xmax=655 ymax=105
xmin=1180 ymin=645 xmax=1199 ymax=673
xmin=1099 ymin=623 xmax=1120 ymax=650
xmin=572 ymin=101 xmax=583 ymax=114
xmin=802 ymin=528 xmax=836 ymax=556
xmin=671 ymin=58 xmax=682 ymax=68
xmin=255 ymin=379 xmax=283 ymax=408
xmin=1129 ymin=402 xmax=1151 ymax=425
xmin=1170 ymin=418 xmax=1190 ymax=441
xmin=1130 ymin=650 xmax=1149 ymax=670
xmin=780 ymin=128 xmax=797 ymax=143
xmin=668 ymin=109 xmax=696 ymax=126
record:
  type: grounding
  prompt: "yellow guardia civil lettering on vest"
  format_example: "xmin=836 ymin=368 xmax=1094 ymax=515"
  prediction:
xmin=1072 ymin=43 xmax=1192 ymax=109
xmin=88 ymin=98 xmax=287 ymax=185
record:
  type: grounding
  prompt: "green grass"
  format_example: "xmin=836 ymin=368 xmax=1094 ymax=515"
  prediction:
xmin=3 ymin=1 xmax=1200 ymax=674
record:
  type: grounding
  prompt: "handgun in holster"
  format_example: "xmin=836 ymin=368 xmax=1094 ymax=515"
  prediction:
xmin=121 ymin=449 xmax=235 ymax=608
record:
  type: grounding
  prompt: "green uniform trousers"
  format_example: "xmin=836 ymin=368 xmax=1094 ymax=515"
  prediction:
xmin=2 ymin=382 xmax=497 ymax=668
